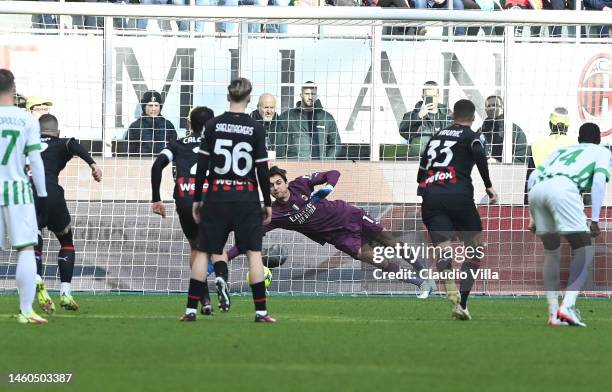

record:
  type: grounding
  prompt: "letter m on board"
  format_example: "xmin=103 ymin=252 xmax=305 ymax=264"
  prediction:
xmin=114 ymin=47 xmax=195 ymax=128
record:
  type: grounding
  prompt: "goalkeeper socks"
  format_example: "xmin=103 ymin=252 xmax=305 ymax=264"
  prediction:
xmin=16 ymin=250 xmax=36 ymax=314
xmin=459 ymin=262 xmax=479 ymax=309
xmin=213 ymin=260 xmax=229 ymax=283
xmin=251 ymin=281 xmax=267 ymax=314
xmin=186 ymin=278 xmax=206 ymax=314
xmin=35 ymin=233 xmax=43 ymax=276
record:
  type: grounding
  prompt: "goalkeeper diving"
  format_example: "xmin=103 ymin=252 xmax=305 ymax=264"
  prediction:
xmin=223 ymin=166 xmax=435 ymax=297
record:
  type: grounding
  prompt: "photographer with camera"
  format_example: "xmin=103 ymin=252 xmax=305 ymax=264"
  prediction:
xmin=399 ymin=81 xmax=453 ymax=158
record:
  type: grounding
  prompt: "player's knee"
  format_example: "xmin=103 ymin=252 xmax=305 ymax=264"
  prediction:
xmin=54 ymin=226 xmax=74 ymax=247
xmin=540 ymin=234 xmax=561 ymax=250
xmin=566 ymin=233 xmax=591 ymax=250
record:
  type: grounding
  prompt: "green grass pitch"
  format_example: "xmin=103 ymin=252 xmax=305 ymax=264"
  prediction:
xmin=0 ymin=295 xmax=610 ymax=392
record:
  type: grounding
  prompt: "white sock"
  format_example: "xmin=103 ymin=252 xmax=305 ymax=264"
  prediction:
xmin=16 ymin=250 xmax=37 ymax=314
xmin=546 ymin=291 xmax=559 ymax=315
xmin=186 ymin=308 xmax=197 ymax=315
xmin=256 ymin=310 xmax=268 ymax=317
xmin=562 ymin=291 xmax=579 ymax=309
xmin=60 ymin=282 xmax=71 ymax=296
xmin=36 ymin=274 xmax=43 ymax=284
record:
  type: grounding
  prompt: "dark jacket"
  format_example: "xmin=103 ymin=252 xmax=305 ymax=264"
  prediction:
xmin=125 ymin=116 xmax=177 ymax=155
xmin=276 ymin=99 xmax=341 ymax=160
xmin=478 ymin=116 xmax=528 ymax=163
xmin=250 ymin=109 xmax=280 ymax=152
xmin=399 ymin=101 xmax=453 ymax=143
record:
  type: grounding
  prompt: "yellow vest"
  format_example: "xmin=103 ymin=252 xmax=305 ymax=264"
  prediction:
xmin=531 ymin=134 xmax=574 ymax=167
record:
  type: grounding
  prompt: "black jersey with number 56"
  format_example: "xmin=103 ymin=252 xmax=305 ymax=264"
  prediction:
xmin=418 ymin=124 xmax=486 ymax=198
xmin=198 ymin=111 xmax=268 ymax=203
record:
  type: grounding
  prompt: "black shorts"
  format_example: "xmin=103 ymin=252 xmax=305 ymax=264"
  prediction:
xmin=197 ymin=201 xmax=262 ymax=254
xmin=421 ymin=194 xmax=482 ymax=245
xmin=175 ymin=199 xmax=198 ymax=242
xmin=35 ymin=185 xmax=71 ymax=233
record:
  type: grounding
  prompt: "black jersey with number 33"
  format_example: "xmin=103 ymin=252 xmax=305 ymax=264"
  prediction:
xmin=418 ymin=124 xmax=486 ymax=198
xmin=198 ymin=111 xmax=268 ymax=203
xmin=161 ymin=135 xmax=201 ymax=200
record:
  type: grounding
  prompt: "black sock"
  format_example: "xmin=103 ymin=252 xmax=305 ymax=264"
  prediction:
xmin=187 ymin=279 xmax=206 ymax=310
xmin=460 ymin=262 xmax=479 ymax=309
xmin=251 ymin=281 xmax=267 ymax=312
xmin=56 ymin=230 xmax=75 ymax=283
xmin=35 ymin=233 xmax=44 ymax=277
xmin=213 ymin=260 xmax=229 ymax=283
xmin=201 ymin=280 xmax=210 ymax=304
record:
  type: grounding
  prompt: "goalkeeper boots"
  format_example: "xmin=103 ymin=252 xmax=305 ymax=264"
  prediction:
xmin=36 ymin=280 xmax=55 ymax=315
xmin=558 ymin=305 xmax=586 ymax=327
xmin=60 ymin=294 xmax=79 ymax=311
xmin=16 ymin=311 xmax=48 ymax=324
xmin=255 ymin=314 xmax=277 ymax=323
xmin=417 ymin=279 xmax=436 ymax=299
xmin=451 ymin=304 xmax=472 ymax=321
xmin=215 ymin=277 xmax=231 ymax=312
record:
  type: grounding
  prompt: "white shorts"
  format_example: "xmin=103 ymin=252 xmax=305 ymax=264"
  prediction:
xmin=0 ymin=203 xmax=38 ymax=250
xmin=528 ymin=176 xmax=589 ymax=235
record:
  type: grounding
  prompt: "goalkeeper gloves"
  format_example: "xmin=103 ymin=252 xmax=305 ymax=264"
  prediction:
xmin=310 ymin=184 xmax=334 ymax=203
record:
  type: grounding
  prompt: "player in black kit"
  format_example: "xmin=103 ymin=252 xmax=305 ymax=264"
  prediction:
xmin=151 ymin=106 xmax=216 ymax=315
xmin=34 ymin=114 xmax=103 ymax=314
xmin=185 ymin=77 xmax=275 ymax=323
xmin=417 ymin=99 xmax=498 ymax=321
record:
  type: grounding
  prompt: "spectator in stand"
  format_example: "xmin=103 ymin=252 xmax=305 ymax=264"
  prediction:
xmin=478 ymin=95 xmax=527 ymax=163
xmin=583 ymin=0 xmax=611 ymax=37
xmin=251 ymin=93 xmax=281 ymax=155
xmin=413 ymin=0 xmax=466 ymax=36
xmin=504 ymin=0 xmax=543 ymax=38
xmin=276 ymin=81 xmax=341 ymax=160
xmin=125 ymin=91 xmax=177 ymax=156
xmin=69 ymin=1 xmax=132 ymax=30
xmin=546 ymin=0 xmax=576 ymax=38
xmin=32 ymin=0 xmax=58 ymax=29
xmin=463 ymin=0 xmax=504 ymax=36
xmin=399 ymin=81 xmax=453 ymax=158
xmin=137 ymin=0 xmax=189 ymax=32
xmin=377 ymin=0 xmax=422 ymax=37
xmin=265 ymin=0 xmax=291 ymax=34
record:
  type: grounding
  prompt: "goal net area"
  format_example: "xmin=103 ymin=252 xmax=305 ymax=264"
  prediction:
xmin=0 ymin=3 xmax=610 ymax=296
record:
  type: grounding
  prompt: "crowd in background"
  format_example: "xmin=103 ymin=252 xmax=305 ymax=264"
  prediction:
xmin=23 ymin=0 xmax=611 ymax=37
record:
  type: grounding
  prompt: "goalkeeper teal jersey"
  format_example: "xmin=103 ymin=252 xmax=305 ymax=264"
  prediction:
xmin=530 ymin=143 xmax=611 ymax=193
xmin=0 ymin=106 xmax=41 ymax=206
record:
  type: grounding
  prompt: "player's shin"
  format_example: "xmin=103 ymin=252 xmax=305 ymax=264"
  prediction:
xmin=382 ymin=261 xmax=423 ymax=287
xmin=247 ymin=250 xmax=268 ymax=316
xmin=436 ymin=257 xmax=459 ymax=304
xmin=543 ymin=247 xmax=561 ymax=314
xmin=459 ymin=261 xmax=479 ymax=310
xmin=16 ymin=248 xmax=37 ymax=315
xmin=562 ymin=245 xmax=594 ymax=309
xmin=56 ymin=229 xmax=75 ymax=295
xmin=186 ymin=251 xmax=209 ymax=315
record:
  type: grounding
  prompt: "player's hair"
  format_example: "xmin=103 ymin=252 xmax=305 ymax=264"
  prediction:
xmin=453 ymin=99 xmax=476 ymax=121
xmin=0 ymin=69 xmax=15 ymax=94
xmin=39 ymin=114 xmax=59 ymax=136
xmin=302 ymin=81 xmax=317 ymax=92
xmin=227 ymin=78 xmax=252 ymax=103
xmin=269 ymin=166 xmax=288 ymax=183
xmin=578 ymin=122 xmax=601 ymax=145
xmin=486 ymin=95 xmax=503 ymax=105
xmin=189 ymin=106 xmax=214 ymax=134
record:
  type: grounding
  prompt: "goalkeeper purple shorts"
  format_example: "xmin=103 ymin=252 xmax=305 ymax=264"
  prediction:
xmin=330 ymin=209 xmax=383 ymax=259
